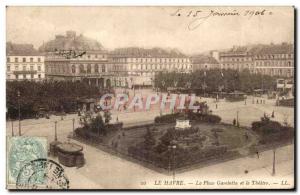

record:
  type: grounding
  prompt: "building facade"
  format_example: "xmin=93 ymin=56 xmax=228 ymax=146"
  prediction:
xmin=191 ymin=55 xmax=220 ymax=71
xmin=219 ymin=43 xmax=294 ymax=78
xmin=219 ymin=46 xmax=255 ymax=73
xmin=6 ymin=43 xmax=45 ymax=81
xmin=44 ymin=50 xmax=120 ymax=88
xmin=252 ymin=43 xmax=294 ymax=77
xmin=110 ymin=48 xmax=192 ymax=88
xmin=41 ymin=31 xmax=128 ymax=88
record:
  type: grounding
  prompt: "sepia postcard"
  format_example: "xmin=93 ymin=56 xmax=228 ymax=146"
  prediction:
xmin=5 ymin=6 xmax=295 ymax=190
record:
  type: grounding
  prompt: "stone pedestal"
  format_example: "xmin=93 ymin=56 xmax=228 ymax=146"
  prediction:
xmin=49 ymin=141 xmax=62 ymax=157
xmin=56 ymin=142 xmax=85 ymax=167
xmin=175 ymin=119 xmax=191 ymax=130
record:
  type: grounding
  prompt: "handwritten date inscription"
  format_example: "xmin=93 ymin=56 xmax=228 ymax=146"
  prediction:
xmin=171 ymin=9 xmax=273 ymax=31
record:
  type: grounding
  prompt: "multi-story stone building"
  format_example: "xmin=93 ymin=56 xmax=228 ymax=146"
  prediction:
xmin=219 ymin=43 xmax=294 ymax=78
xmin=252 ymin=43 xmax=294 ymax=77
xmin=40 ymin=31 xmax=126 ymax=88
xmin=110 ymin=47 xmax=192 ymax=88
xmin=191 ymin=54 xmax=220 ymax=71
xmin=219 ymin=46 xmax=255 ymax=73
xmin=6 ymin=42 xmax=45 ymax=81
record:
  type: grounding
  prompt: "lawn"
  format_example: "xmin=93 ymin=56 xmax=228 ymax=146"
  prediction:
xmin=106 ymin=122 xmax=257 ymax=155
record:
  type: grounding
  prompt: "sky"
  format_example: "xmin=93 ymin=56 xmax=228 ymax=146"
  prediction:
xmin=6 ymin=6 xmax=294 ymax=54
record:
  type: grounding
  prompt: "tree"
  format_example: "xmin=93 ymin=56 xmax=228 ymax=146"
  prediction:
xmin=154 ymin=69 xmax=277 ymax=94
xmin=144 ymin=127 xmax=156 ymax=150
xmin=90 ymin=114 xmax=105 ymax=136
xmin=104 ymin=110 xmax=112 ymax=124
xmin=6 ymin=80 xmax=103 ymax=119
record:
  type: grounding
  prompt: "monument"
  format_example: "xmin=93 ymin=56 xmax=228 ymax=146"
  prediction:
xmin=175 ymin=113 xmax=191 ymax=130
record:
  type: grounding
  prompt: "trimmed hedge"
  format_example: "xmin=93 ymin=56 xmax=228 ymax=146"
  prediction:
xmin=154 ymin=113 xmax=180 ymax=123
xmin=251 ymin=118 xmax=294 ymax=144
xmin=75 ymin=122 xmax=123 ymax=141
xmin=154 ymin=112 xmax=221 ymax=124
xmin=128 ymin=144 xmax=228 ymax=169
xmin=278 ymin=98 xmax=294 ymax=107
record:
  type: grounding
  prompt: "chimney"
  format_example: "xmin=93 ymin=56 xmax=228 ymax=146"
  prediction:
xmin=66 ymin=31 xmax=76 ymax=39
xmin=210 ymin=50 xmax=220 ymax=62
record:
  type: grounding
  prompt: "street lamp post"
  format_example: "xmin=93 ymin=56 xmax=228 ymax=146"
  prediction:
xmin=54 ymin=121 xmax=58 ymax=141
xmin=72 ymin=118 xmax=75 ymax=137
xmin=272 ymin=149 xmax=276 ymax=176
xmin=203 ymin=71 xmax=206 ymax=97
xmin=11 ymin=119 xmax=14 ymax=136
xmin=168 ymin=145 xmax=172 ymax=175
xmin=236 ymin=110 xmax=239 ymax=127
xmin=17 ymin=90 xmax=21 ymax=136
xmin=168 ymin=144 xmax=177 ymax=180
xmin=161 ymin=80 xmax=165 ymax=92
xmin=172 ymin=145 xmax=176 ymax=180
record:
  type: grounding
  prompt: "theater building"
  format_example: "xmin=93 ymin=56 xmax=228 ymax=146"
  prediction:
xmin=41 ymin=31 xmax=128 ymax=88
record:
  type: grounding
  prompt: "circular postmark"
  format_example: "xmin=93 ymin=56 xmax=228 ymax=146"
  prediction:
xmin=16 ymin=159 xmax=69 ymax=189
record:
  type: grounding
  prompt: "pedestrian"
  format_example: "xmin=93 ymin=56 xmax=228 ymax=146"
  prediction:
xmin=256 ymin=150 xmax=260 ymax=159
xmin=256 ymin=99 xmax=259 ymax=104
xmin=233 ymin=118 xmax=236 ymax=126
xmin=271 ymin=110 xmax=275 ymax=118
xmin=244 ymin=132 xmax=249 ymax=141
xmin=216 ymin=104 xmax=218 ymax=109
xmin=260 ymin=99 xmax=263 ymax=104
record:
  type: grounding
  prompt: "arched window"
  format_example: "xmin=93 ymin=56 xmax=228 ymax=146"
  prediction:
xmin=87 ymin=64 xmax=91 ymax=73
xmin=79 ymin=64 xmax=84 ymax=73
xmin=94 ymin=64 xmax=99 ymax=73
xmin=71 ymin=65 xmax=76 ymax=73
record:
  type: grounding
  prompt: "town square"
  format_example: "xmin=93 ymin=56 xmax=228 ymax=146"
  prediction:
xmin=5 ymin=6 xmax=294 ymax=190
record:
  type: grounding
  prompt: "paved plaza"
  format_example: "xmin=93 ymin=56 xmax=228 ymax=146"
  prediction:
xmin=6 ymin=91 xmax=295 ymax=189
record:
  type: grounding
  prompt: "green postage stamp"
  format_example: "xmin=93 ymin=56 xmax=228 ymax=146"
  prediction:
xmin=6 ymin=136 xmax=47 ymax=188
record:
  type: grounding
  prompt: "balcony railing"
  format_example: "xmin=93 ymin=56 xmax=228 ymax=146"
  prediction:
xmin=13 ymin=70 xmax=37 ymax=74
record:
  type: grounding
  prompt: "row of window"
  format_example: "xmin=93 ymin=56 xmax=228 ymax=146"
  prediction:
xmin=222 ymin=60 xmax=293 ymax=69
xmin=128 ymin=72 xmax=156 ymax=77
xmin=220 ymin=57 xmax=251 ymax=62
xmin=7 ymin=65 xmax=42 ymax=71
xmin=7 ymin=74 xmax=42 ymax=79
xmin=220 ymin=54 xmax=294 ymax=62
xmin=70 ymin=54 xmax=107 ymax=60
xmin=86 ymin=54 xmax=106 ymax=59
xmin=128 ymin=64 xmax=192 ymax=70
xmin=255 ymin=54 xmax=293 ymax=59
xmin=48 ymin=64 xmax=107 ymax=74
xmin=7 ymin=57 xmax=42 ymax=63
xmin=255 ymin=68 xmax=293 ymax=76
xmin=76 ymin=64 xmax=106 ymax=74
xmin=113 ymin=58 xmax=189 ymax=63
xmin=255 ymin=61 xmax=293 ymax=67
